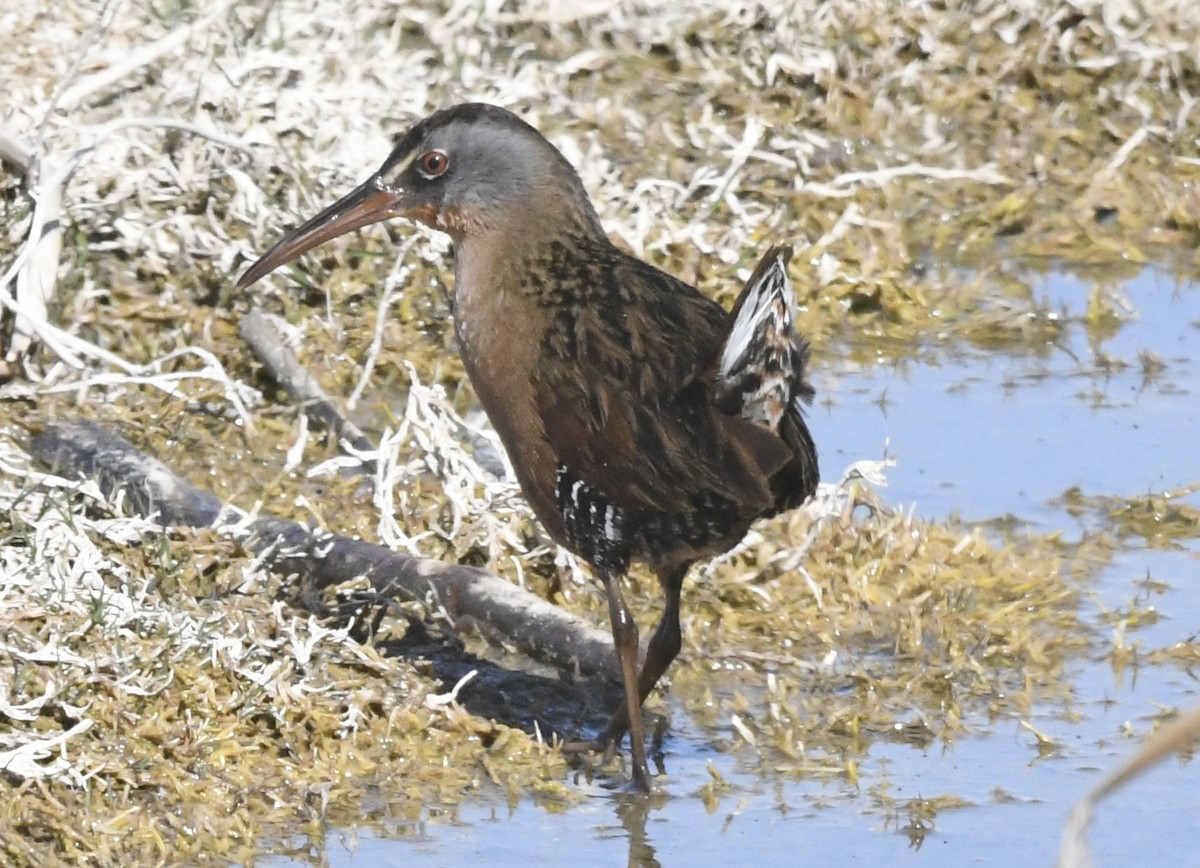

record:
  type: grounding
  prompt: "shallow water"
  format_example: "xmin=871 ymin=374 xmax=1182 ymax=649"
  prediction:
xmin=274 ymin=269 xmax=1199 ymax=866
xmin=819 ymin=268 xmax=1198 ymax=527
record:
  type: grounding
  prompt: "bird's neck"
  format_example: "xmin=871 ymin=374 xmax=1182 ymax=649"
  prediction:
xmin=448 ymin=221 xmax=601 ymax=523
xmin=449 ymin=171 xmax=604 ymax=286
xmin=453 ymin=206 xmax=605 ymax=306
xmin=448 ymin=183 xmax=608 ymax=407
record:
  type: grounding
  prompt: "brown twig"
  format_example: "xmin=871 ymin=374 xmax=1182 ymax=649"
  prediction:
xmin=1057 ymin=702 xmax=1200 ymax=868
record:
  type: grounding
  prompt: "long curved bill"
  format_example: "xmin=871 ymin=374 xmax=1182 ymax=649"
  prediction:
xmin=236 ymin=175 xmax=405 ymax=290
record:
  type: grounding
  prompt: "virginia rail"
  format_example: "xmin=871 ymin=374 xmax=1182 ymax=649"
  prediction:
xmin=238 ymin=103 xmax=819 ymax=791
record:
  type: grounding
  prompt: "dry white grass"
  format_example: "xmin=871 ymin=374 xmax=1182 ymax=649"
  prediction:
xmin=0 ymin=0 xmax=871 ymax=789
xmin=4 ymin=0 xmax=1198 ymax=376
xmin=1 ymin=0 xmax=1198 ymax=857
xmin=0 ymin=428 xmax=423 ymax=787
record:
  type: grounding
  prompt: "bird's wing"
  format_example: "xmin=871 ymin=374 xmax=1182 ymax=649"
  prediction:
xmin=533 ymin=252 xmax=790 ymax=518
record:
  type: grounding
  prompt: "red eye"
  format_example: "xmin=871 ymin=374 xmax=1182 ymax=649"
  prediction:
xmin=418 ymin=150 xmax=449 ymax=177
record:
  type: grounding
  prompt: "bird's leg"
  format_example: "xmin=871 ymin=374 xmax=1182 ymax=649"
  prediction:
xmin=601 ymin=569 xmax=651 ymax=792
xmin=601 ymin=561 xmax=690 ymax=748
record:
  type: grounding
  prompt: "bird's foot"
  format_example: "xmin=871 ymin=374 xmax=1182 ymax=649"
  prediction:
xmin=560 ymin=734 xmax=661 ymax=793
xmin=560 ymin=735 xmax=635 ymax=787
xmin=559 ymin=734 xmax=617 ymax=762
xmin=605 ymin=772 xmax=654 ymax=794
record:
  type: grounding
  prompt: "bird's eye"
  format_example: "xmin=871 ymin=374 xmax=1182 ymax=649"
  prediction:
xmin=417 ymin=150 xmax=449 ymax=178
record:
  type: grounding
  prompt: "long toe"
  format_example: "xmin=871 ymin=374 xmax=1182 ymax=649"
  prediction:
xmin=560 ymin=735 xmax=612 ymax=759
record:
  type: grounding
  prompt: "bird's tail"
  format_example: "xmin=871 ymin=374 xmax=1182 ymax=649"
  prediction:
xmin=714 ymin=245 xmax=808 ymax=432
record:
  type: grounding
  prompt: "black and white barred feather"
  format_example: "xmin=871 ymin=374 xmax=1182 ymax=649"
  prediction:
xmin=714 ymin=245 xmax=811 ymax=431
xmin=555 ymin=466 xmax=632 ymax=576
xmin=555 ymin=466 xmax=744 ymax=575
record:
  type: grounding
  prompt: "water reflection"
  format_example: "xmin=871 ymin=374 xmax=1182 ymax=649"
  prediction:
xmin=613 ymin=791 xmax=664 ymax=868
xmin=813 ymin=269 xmax=1199 ymax=524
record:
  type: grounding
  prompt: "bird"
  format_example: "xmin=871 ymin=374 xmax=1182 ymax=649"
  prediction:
xmin=237 ymin=103 xmax=819 ymax=792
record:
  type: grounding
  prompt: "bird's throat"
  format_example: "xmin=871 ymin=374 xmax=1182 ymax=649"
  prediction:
xmin=449 ymin=233 xmax=565 ymax=530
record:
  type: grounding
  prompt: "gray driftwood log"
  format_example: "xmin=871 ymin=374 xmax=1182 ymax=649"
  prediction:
xmin=238 ymin=309 xmax=377 ymax=468
xmin=31 ymin=421 xmax=619 ymax=681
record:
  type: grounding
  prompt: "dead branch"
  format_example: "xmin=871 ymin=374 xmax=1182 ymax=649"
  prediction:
xmin=30 ymin=420 xmax=619 ymax=682
xmin=239 ymin=309 xmax=376 ymax=465
xmin=1058 ymin=702 xmax=1200 ymax=868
